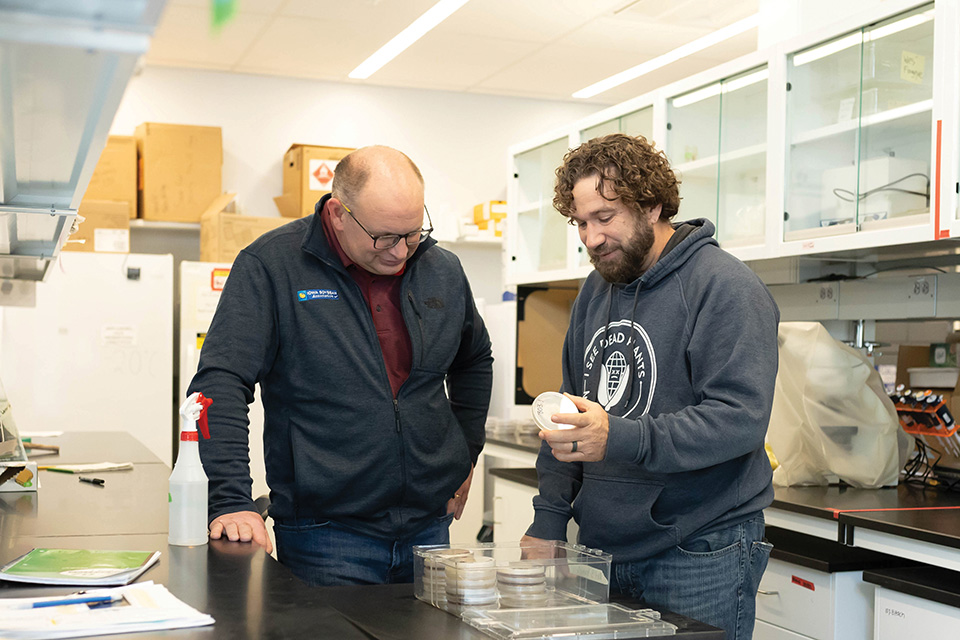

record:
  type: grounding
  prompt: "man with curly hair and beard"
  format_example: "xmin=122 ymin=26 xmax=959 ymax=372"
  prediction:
xmin=521 ymin=134 xmax=780 ymax=640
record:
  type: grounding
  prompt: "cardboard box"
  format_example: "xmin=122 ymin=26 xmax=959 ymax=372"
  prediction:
xmin=82 ymin=135 xmax=138 ymax=219
xmin=200 ymin=194 xmax=290 ymax=263
xmin=896 ymin=344 xmax=960 ymax=422
xmin=62 ymin=200 xmax=130 ymax=253
xmin=135 ymin=122 xmax=223 ymax=223
xmin=516 ymin=286 xmax=578 ymax=403
xmin=274 ymin=144 xmax=354 ymax=218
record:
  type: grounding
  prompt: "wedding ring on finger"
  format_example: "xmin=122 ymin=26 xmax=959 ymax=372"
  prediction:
xmin=571 ymin=441 xmax=578 ymax=453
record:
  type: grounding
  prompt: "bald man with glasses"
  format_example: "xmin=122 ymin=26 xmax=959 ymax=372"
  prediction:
xmin=189 ymin=146 xmax=493 ymax=587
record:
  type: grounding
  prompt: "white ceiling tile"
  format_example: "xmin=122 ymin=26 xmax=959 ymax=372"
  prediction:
xmin=144 ymin=6 xmax=270 ymax=68
xmin=473 ymin=43 xmax=637 ymax=100
xmin=562 ymin=17 xmax=711 ymax=55
xmin=146 ymin=0 xmax=761 ymax=103
xmin=617 ymin=0 xmax=758 ymax=29
xmin=372 ymin=32 xmax=541 ymax=90
xmin=441 ymin=0 xmax=625 ymax=43
xmin=169 ymin=0 xmax=284 ymax=14
xmin=237 ymin=16 xmax=401 ymax=78
xmin=280 ymin=0 xmax=438 ymax=22
xmin=474 ymin=25 xmax=756 ymax=103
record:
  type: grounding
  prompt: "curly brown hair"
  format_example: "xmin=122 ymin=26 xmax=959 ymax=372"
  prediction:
xmin=553 ymin=133 xmax=681 ymax=221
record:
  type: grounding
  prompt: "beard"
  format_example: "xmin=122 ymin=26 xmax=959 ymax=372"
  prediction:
xmin=589 ymin=214 xmax=655 ymax=284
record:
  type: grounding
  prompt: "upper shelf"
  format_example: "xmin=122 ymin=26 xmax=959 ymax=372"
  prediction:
xmin=0 ymin=0 xmax=165 ymax=281
xmin=791 ymin=99 xmax=933 ymax=146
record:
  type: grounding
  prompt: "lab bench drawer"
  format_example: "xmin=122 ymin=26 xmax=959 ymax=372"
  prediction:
xmin=874 ymin=586 xmax=960 ymax=639
xmin=755 ymin=619 xmax=812 ymax=640
xmin=756 ymin=558 xmax=873 ymax=640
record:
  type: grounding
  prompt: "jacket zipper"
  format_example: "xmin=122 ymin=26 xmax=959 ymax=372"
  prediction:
xmin=406 ymin=291 xmax=425 ymax=367
xmin=394 ymin=398 xmax=407 ymax=524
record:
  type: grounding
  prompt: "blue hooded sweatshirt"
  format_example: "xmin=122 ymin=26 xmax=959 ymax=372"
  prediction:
xmin=526 ymin=219 xmax=779 ymax=563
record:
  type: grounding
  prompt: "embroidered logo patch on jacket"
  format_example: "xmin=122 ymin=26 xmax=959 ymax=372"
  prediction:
xmin=297 ymin=289 xmax=339 ymax=301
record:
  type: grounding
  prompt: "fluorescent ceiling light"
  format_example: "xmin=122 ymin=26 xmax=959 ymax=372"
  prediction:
xmin=792 ymin=33 xmax=861 ymax=67
xmin=671 ymin=83 xmax=721 ymax=109
xmin=723 ymin=67 xmax=769 ymax=93
xmin=349 ymin=0 xmax=471 ymax=80
xmin=573 ymin=13 xmax=760 ymax=99
xmin=792 ymin=9 xmax=933 ymax=67
xmin=671 ymin=68 xmax=768 ymax=109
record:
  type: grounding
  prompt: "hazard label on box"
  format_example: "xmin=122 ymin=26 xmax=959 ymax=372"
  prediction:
xmin=211 ymin=268 xmax=230 ymax=291
xmin=309 ymin=159 xmax=336 ymax=191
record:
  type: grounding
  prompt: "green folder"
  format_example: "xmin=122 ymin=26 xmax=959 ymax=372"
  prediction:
xmin=0 ymin=548 xmax=160 ymax=586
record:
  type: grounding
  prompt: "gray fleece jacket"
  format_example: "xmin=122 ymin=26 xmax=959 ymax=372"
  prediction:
xmin=190 ymin=195 xmax=493 ymax=539
xmin=526 ymin=219 xmax=779 ymax=562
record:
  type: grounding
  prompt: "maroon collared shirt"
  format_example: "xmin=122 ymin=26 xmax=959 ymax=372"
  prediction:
xmin=321 ymin=202 xmax=413 ymax=398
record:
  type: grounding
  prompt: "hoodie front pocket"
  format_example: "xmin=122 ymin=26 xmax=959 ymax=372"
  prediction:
xmin=575 ymin=473 xmax=677 ymax=554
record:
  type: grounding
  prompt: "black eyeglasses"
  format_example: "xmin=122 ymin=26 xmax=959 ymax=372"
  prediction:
xmin=341 ymin=202 xmax=433 ymax=250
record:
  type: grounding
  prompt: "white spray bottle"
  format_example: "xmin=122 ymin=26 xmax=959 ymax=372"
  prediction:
xmin=169 ymin=391 xmax=212 ymax=546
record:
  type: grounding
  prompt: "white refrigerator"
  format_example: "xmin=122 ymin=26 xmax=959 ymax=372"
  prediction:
xmin=1 ymin=252 xmax=174 ymax=465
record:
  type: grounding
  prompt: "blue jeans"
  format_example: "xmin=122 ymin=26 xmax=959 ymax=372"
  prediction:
xmin=274 ymin=512 xmax=454 ymax=587
xmin=612 ymin=516 xmax=771 ymax=640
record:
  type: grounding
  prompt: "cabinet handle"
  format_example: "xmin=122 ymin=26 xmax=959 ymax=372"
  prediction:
xmin=757 ymin=589 xmax=779 ymax=596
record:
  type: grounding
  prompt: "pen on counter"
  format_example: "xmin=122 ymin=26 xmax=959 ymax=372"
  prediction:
xmin=78 ymin=476 xmax=105 ymax=486
xmin=23 ymin=443 xmax=60 ymax=452
xmin=32 ymin=594 xmax=121 ymax=609
xmin=39 ymin=466 xmax=74 ymax=474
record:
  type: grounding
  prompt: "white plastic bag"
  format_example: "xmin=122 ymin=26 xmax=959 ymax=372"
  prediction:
xmin=767 ymin=322 xmax=909 ymax=488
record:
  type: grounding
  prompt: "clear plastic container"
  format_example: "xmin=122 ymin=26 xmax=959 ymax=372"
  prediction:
xmin=461 ymin=603 xmax=677 ymax=638
xmin=414 ymin=541 xmax=612 ymax=614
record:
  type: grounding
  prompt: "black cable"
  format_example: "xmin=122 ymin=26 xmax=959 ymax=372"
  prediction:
xmin=832 ymin=172 xmax=931 ymax=206
xmin=805 ymin=265 xmax=946 ymax=283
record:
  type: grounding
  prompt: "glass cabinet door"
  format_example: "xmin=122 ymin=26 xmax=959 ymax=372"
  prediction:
xmin=577 ymin=107 xmax=654 ymax=268
xmin=668 ymin=67 xmax=767 ymax=248
xmin=785 ymin=4 xmax=934 ymax=242
xmin=718 ymin=68 xmax=768 ymax=246
xmin=668 ymin=85 xmax=721 ymax=230
xmin=512 ymin=137 xmax=570 ymax=276
xmin=579 ymin=107 xmax=654 ymax=143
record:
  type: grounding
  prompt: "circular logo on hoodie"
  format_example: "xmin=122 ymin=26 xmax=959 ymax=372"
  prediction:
xmin=582 ymin=320 xmax=656 ymax=418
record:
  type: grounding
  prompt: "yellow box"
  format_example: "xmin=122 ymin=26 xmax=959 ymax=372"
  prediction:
xmin=274 ymin=144 xmax=355 ymax=218
xmin=82 ymin=136 xmax=138 ymax=219
xmin=201 ymin=194 xmax=291 ymax=263
xmin=473 ymin=200 xmax=507 ymax=224
xmin=135 ymin=122 xmax=223 ymax=222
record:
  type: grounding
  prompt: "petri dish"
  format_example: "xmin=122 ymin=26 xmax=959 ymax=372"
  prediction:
xmin=532 ymin=392 xmax=578 ymax=431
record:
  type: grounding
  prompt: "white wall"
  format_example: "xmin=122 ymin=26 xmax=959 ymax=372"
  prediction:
xmin=110 ymin=67 xmax=598 ymax=243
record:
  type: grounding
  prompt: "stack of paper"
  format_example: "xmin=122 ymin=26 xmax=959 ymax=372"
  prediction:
xmin=0 ymin=582 xmax=215 ymax=639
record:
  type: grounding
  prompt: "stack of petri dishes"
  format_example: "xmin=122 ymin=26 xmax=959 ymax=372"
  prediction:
xmin=422 ymin=548 xmax=472 ymax=603
xmin=445 ymin=555 xmax=498 ymax=607
xmin=496 ymin=562 xmax=548 ymax=608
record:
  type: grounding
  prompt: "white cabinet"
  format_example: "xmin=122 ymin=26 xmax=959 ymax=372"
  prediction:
xmin=506 ymin=133 xmax=578 ymax=285
xmin=755 ymin=619 xmax=813 ymax=640
xmin=504 ymin=0 xmax=960 ymax=286
xmin=490 ymin=471 xmax=579 ymax=545
xmin=874 ymin=586 xmax=960 ymax=639
xmin=492 ymin=475 xmax=537 ymax=544
xmin=756 ymin=558 xmax=874 ymax=640
xmin=781 ymin=2 xmax=937 ymax=255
